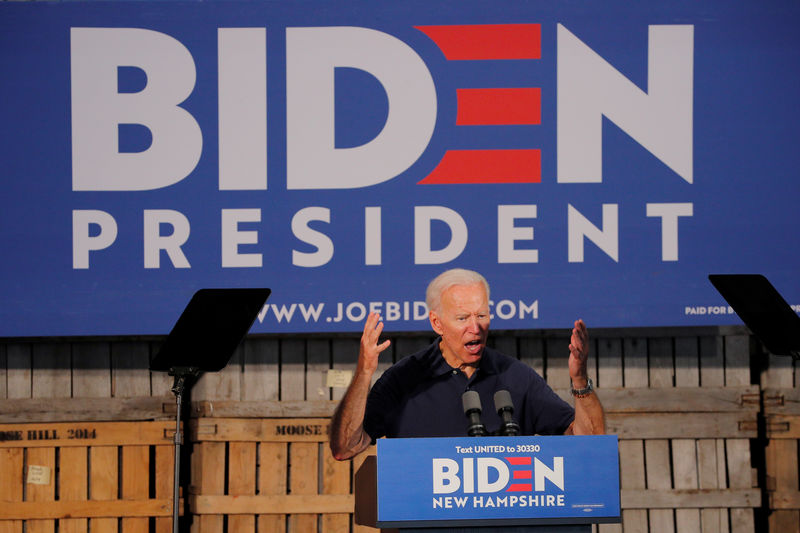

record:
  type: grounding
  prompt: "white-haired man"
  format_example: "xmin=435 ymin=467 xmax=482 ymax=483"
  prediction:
xmin=330 ymin=268 xmax=605 ymax=460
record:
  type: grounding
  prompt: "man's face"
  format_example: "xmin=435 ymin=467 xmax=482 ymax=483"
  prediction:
xmin=429 ymin=282 xmax=491 ymax=368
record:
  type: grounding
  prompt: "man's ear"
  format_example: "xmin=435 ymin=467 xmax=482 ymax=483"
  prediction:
xmin=429 ymin=310 xmax=443 ymax=335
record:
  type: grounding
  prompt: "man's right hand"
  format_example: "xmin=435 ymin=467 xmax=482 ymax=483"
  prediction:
xmin=358 ymin=312 xmax=391 ymax=376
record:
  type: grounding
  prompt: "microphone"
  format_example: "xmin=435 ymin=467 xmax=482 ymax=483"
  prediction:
xmin=494 ymin=390 xmax=520 ymax=436
xmin=461 ymin=390 xmax=488 ymax=436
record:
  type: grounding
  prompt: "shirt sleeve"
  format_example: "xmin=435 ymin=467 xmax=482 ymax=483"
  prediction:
xmin=363 ymin=366 xmax=403 ymax=442
xmin=523 ymin=371 xmax=575 ymax=435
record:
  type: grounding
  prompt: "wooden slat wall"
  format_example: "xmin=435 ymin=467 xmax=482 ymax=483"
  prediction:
xmin=762 ymin=347 xmax=800 ymax=533
xmin=0 ymin=421 xmax=176 ymax=533
xmin=0 ymin=326 xmax=790 ymax=532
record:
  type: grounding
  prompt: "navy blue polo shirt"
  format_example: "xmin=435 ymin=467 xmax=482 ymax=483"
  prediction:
xmin=364 ymin=339 xmax=575 ymax=440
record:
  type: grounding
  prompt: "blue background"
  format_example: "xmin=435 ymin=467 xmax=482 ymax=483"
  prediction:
xmin=1 ymin=1 xmax=798 ymax=336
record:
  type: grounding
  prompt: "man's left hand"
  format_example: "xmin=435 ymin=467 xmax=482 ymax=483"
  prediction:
xmin=568 ymin=319 xmax=589 ymax=388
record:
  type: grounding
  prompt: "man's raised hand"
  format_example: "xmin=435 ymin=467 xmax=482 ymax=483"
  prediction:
xmin=358 ymin=312 xmax=391 ymax=376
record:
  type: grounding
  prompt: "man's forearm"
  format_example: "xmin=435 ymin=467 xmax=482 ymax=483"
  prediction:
xmin=571 ymin=392 xmax=606 ymax=435
xmin=329 ymin=371 xmax=374 ymax=460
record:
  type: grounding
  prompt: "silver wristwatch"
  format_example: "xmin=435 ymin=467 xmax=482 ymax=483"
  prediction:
xmin=570 ymin=378 xmax=594 ymax=398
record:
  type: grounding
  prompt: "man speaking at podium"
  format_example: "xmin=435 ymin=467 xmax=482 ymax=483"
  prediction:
xmin=330 ymin=269 xmax=605 ymax=461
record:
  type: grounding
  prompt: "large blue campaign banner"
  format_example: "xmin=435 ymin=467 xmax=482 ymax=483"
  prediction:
xmin=377 ymin=436 xmax=620 ymax=527
xmin=1 ymin=1 xmax=799 ymax=336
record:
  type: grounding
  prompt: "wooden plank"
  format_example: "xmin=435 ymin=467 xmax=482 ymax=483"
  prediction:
xmin=71 ymin=343 xmax=111 ymax=399
xmin=0 ymin=421 xmax=174 ymax=448
xmin=322 ymin=444 xmax=351 ymax=533
xmin=764 ymin=414 xmax=800 ymax=439
xmin=762 ymin=352 xmax=794 ymax=389
xmin=258 ymin=442 xmax=288 ymax=533
xmin=766 ymin=438 xmax=800 ymax=533
xmin=491 ymin=336 xmax=517 ymax=359
xmin=121 ymin=445 xmax=150 ymax=533
xmin=281 ymin=339 xmax=307 ymax=402
xmin=242 ymin=338 xmax=280 ymax=401
xmin=672 ymin=439 xmax=700 ymax=532
xmin=149 ymin=341 xmax=174 ymax=397
xmin=763 ymin=387 xmax=800 ymax=416
xmin=557 ymin=386 xmax=759 ymax=413
xmin=26 ymin=446 xmax=55 ymax=533
xmin=0 ymin=344 xmax=6 ymax=399
xmin=620 ymin=489 xmax=760 ymax=509
xmin=0 ymin=500 xmax=174 ymax=520
xmin=59 ymin=447 xmax=89 ymax=533
xmin=645 ymin=439 xmax=674 ymax=533
xmin=111 ymin=342 xmax=151 ymax=398
xmin=155 ymin=445 xmax=175 ymax=533
xmin=307 ymin=339 xmax=331 ymax=402
xmin=724 ymin=334 xmax=751 ymax=386
xmin=623 ymin=338 xmax=648 ymax=388
xmin=188 ymin=386 xmax=758 ymax=419
xmin=727 ymin=439 xmax=755 ymax=533
xmin=192 ymin=399 xmax=338 ymax=418
xmin=545 ymin=337 xmax=570 ymax=389
xmin=0 ymin=397 xmax=174 ymax=424
xmin=697 ymin=439 xmax=722 ymax=533
xmin=32 ymin=343 xmax=71 ymax=399
xmin=191 ymin=442 xmax=225 ymax=533
xmin=700 ymin=336 xmax=725 ymax=387
xmin=597 ymin=338 xmax=623 ymax=388
xmin=605 ymin=412 xmax=756 ymax=439
xmin=193 ymin=345 xmax=243 ymax=402
xmin=770 ymin=491 xmax=800 ymax=509
xmin=228 ymin=442 xmax=257 ymax=533
xmin=618 ymin=440 xmax=647 ymax=533
xmin=288 ymin=442 xmax=319 ymax=533
xmin=648 ymin=337 xmax=674 ymax=389
xmin=331 ymin=338 xmax=359 ymax=401
xmin=192 ymin=494 xmax=353 ymax=514
xmin=89 ymin=446 xmax=118 ymax=533
xmin=519 ymin=336 xmax=544 ymax=377
xmin=191 ymin=418 xmax=330 ymax=442
xmin=674 ymin=336 xmax=699 ymax=387
xmin=0 ymin=447 xmax=23 ymax=533
xmin=5 ymin=344 xmax=31 ymax=399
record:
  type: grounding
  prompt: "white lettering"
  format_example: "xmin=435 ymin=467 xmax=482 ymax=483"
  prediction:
xmin=498 ymin=204 xmax=538 ymax=263
xmin=143 ymin=209 xmax=191 ymax=268
xmin=477 ymin=457 xmax=509 ymax=493
xmin=292 ymin=207 xmax=334 ymax=267
xmin=557 ymin=25 xmax=693 ymax=183
xmin=221 ymin=208 xmax=262 ymax=267
xmin=365 ymin=206 xmax=382 ymax=265
xmin=71 ymin=28 xmax=201 ymax=191
xmin=72 ymin=210 xmax=118 ymax=269
xmin=286 ymin=27 xmax=436 ymax=189
xmin=568 ymin=204 xmax=619 ymax=262
xmin=414 ymin=206 xmax=468 ymax=264
xmin=218 ymin=28 xmax=267 ymax=190
xmin=534 ymin=456 xmax=564 ymax=491
xmin=433 ymin=458 xmax=460 ymax=494
xmin=646 ymin=202 xmax=693 ymax=261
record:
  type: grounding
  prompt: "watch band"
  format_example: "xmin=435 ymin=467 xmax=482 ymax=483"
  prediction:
xmin=570 ymin=378 xmax=594 ymax=398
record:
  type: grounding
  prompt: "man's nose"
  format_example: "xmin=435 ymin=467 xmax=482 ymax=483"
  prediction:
xmin=466 ymin=316 xmax=480 ymax=332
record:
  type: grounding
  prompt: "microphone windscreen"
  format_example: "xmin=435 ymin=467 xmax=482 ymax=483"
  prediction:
xmin=462 ymin=390 xmax=482 ymax=414
xmin=494 ymin=390 xmax=514 ymax=413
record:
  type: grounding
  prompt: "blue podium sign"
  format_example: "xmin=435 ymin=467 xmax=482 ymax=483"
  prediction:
xmin=376 ymin=436 xmax=619 ymax=528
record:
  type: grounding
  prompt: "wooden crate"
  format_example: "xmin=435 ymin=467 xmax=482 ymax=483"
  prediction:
xmin=0 ymin=420 xmax=178 ymax=533
xmin=188 ymin=417 xmax=373 ymax=533
xmin=764 ymin=386 xmax=800 ymax=533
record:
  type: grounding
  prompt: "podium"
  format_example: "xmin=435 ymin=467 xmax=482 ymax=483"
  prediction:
xmin=356 ymin=435 xmax=620 ymax=532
